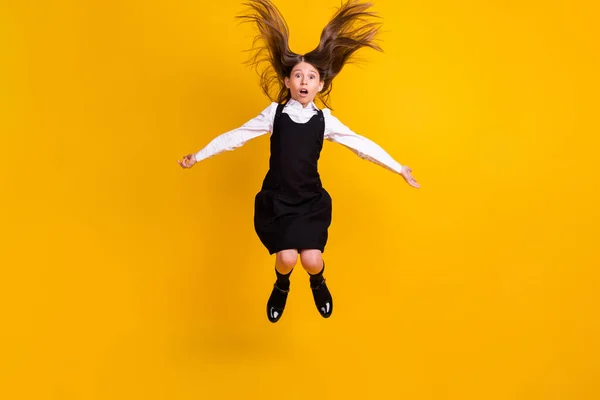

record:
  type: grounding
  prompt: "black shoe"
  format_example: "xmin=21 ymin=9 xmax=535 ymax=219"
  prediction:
xmin=266 ymin=282 xmax=289 ymax=323
xmin=310 ymin=278 xmax=333 ymax=318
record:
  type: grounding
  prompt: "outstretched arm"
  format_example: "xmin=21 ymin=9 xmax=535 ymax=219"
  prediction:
xmin=323 ymin=110 xmax=420 ymax=188
xmin=178 ymin=102 xmax=277 ymax=168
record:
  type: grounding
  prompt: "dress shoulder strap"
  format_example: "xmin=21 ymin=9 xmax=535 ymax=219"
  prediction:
xmin=275 ymin=102 xmax=286 ymax=120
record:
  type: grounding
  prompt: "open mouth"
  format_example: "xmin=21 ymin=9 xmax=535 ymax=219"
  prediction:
xmin=299 ymin=89 xmax=308 ymax=96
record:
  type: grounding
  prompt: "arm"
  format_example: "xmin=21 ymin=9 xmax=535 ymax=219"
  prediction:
xmin=323 ymin=109 xmax=404 ymax=174
xmin=323 ymin=109 xmax=420 ymax=188
xmin=192 ymin=102 xmax=277 ymax=162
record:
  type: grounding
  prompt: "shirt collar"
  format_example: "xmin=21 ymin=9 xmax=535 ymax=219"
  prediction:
xmin=286 ymin=98 xmax=319 ymax=111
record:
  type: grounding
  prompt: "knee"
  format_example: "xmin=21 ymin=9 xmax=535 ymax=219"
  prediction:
xmin=276 ymin=250 xmax=298 ymax=272
xmin=300 ymin=252 xmax=324 ymax=275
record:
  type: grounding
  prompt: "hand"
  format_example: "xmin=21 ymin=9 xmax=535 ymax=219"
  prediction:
xmin=178 ymin=154 xmax=197 ymax=169
xmin=400 ymin=165 xmax=420 ymax=188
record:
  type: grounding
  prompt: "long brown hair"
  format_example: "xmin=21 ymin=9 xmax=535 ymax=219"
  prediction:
xmin=237 ymin=0 xmax=382 ymax=109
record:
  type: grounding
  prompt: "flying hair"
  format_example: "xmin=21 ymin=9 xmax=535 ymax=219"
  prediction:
xmin=236 ymin=0 xmax=383 ymax=109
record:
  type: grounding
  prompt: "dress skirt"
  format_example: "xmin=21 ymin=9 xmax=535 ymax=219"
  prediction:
xmin=254 ymin=188 xmax=332 ymax=255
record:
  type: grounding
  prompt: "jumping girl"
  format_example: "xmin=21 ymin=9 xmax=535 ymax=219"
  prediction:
xmin=178 ymin=0 xmax=420 ymax=323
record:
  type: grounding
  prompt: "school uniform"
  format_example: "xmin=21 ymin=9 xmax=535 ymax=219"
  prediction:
xmin=194 ymin=99 xmax=404 ymax=254
xmin=254 ymin=102 xmax=331 ymax=254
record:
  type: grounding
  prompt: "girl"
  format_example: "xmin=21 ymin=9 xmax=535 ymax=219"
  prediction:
xmin=178 ymin=0 xmax=420 ymax=323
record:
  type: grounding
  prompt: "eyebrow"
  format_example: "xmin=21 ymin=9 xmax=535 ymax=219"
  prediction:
xmin=293 ymin=69 xmax=317 ymax=74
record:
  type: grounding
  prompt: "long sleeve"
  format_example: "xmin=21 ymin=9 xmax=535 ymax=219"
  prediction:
xmin=194 ymin=102 xmax=277 ymax=162
xmin=323 ymin=109 xmax=404 ymax=175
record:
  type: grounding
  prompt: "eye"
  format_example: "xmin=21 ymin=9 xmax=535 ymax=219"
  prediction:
xmin=309 ymin=76 xmax=315 ymax=79
xmin=295 ymin=73 xmax=301 ymax=78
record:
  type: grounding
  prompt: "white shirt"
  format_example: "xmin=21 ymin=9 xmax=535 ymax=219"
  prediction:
xmin=194 ymin=99 xmax=404 ymax=174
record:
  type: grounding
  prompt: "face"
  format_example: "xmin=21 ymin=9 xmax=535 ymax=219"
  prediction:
xmin=284 ymin=62 xmax=324 ymax=107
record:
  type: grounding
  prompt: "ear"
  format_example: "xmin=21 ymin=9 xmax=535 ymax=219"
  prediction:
xmin=285 ymin=77 xmax=290 ymax=88
xmin=318 ymin=80 xmax=324 ymax=92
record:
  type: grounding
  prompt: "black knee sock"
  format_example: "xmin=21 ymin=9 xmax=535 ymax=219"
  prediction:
xmin=275 ymin=267 xmax=292 ymax=291
xmin=308 ymin=262 xmax=325 ymax=287
xmin=308 ymin=261 xmax=332 ymax=317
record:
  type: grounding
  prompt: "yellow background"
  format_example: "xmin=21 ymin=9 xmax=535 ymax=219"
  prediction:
xmin=1 ymin=0 xmax=599 ymax=399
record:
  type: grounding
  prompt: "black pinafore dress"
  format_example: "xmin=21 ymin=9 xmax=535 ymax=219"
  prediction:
xmin=254 ymin=102 xmax=332 ymax=255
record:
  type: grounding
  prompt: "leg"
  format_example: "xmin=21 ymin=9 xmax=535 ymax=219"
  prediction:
xmin=299 ymin=249 xmax=323 ymax=275
xmin=275 ymin=249 xmax=298 ymax=274
xmin=266 ymin=249 xmax=298 ymax=323
xmin=300 ymin=249 xmax=333 ymax=318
